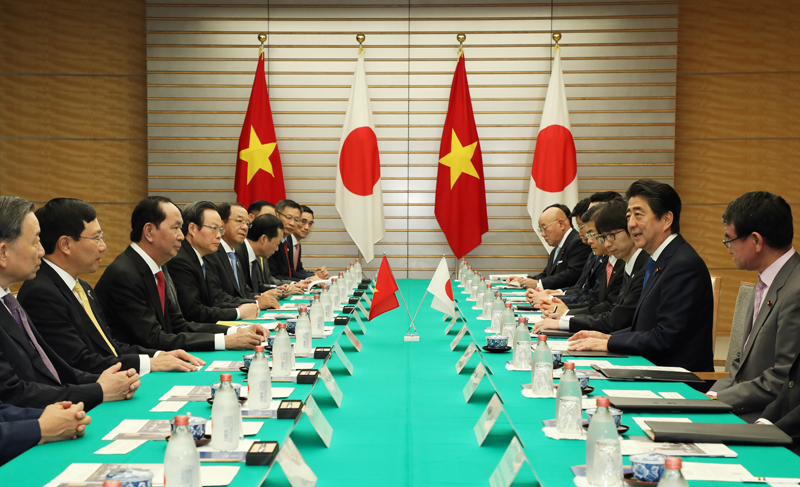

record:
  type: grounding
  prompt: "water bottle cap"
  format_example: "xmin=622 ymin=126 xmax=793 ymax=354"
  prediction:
xmin=596 ymin=396 xmax=610 ymax=407
xmin=518 ymin=316 xmax=527 ymax=323
xmin=468 ymin=265 xmax=472 ymax=269
xmin=350 ymin=262 xmax=354 ymax=265
xmin=220 ymin=373 xmax=233 ymax=382
xmin=505 ymin=302 xmax=512 ymax=308
xmin=277 ymin=323 xmax=287 ymax=329
xmin=103 ymin=482 xmax=123 ymax=487
xmin=480 ymin=276 xmax=485 ymax=280
xmin=487 ymin=283 xmax=492 ymax=288
xmin=173 ymin=415 xmax=189 ymax=426
xmin=332 ymin=277 xmax=338 ymax=282
xmin=664 ymin=457 xmax=682 ymax=469
xmin=474 ymin=270 xmax=478 ymax=274
xmin=255 ymin=345 xmax=265 ymax=352
xmin=323 ymin=285 xmax=328 ymax=290
xmin=537 ymin=334 xmax=547 ymax=341
xmin=564 ymin=362 xmax=575 ymax=370
xmin=356 ymin=258 xmax=360 ymax=262
xmin=496 ymin=292 xmax=501 ymax=297
xmin=339 ymin=271 xmax=344 ymax=275
xmin=299 ymin=307 xmax=307 ymax=313
xmin=314 ymin=294 xmax=320 ymax=300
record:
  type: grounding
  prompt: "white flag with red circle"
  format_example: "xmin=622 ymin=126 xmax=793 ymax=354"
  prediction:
xmin=526 ymin=47 xmax=578 ymax=252
xmin=335 ymin=50 xmax=385 ymax=263
xmin=427 ymin=256 xmax=456 ymax=318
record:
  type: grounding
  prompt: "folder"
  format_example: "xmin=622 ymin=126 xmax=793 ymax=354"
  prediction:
xmin=644 ymin=421 xmax=792 ymax=446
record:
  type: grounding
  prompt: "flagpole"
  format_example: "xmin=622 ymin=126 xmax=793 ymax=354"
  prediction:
xmin=381 ymin=253 xmax=419 ymax=340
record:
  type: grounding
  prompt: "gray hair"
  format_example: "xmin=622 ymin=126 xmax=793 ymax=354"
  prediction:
xmin=0 ymin=196 xmax=35 ymax=243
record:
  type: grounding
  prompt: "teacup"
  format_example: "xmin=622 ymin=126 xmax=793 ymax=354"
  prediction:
xmin=576 ymin=371 xmax=590 ymax=390
xmin=486 ymin=335 xmax=508 ymax=348
xmin=585 ymin=407 xmax=623 ymax=427
xmin=551 ymin=350 xmax=563 ymax=367
xmin=243 ymin=353 xmax=254 ymax=369
xmin=106 ymin=467 xmax=154 ymax=487
xmin=210 ymin=382 xmax=242 ymax=399
xmin=630 ymin=453 xmax=666 ymax=482
xmin=267 ymin=336 xmax=276 ymax=348
xmin=285 ymin=319 xmax=297 ymax=334
xmin=169 ymin=415 xmax=207 ymax=441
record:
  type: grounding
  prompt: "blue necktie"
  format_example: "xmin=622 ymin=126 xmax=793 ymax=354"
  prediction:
xmin=201 ymin=261 xmax=206 ymax=278
xmin=228 ymin=251 xmax=240 ymax=288
xmin=642 ymin=258 xmax=656 ymax=289
xmin=552 ymin=246 xmax=561 ymax=265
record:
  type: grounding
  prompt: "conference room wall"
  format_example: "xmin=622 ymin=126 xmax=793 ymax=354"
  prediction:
xmin=675 ymin=0 xmax=800 ymax=336
xmin=145 ymin=0 xmax=677 ymax=278
xmin=0 ymin=0 xmax=148 ymax=288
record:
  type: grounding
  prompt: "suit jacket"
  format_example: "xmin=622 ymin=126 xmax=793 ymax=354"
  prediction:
xmin=569 ymin=257 xmax=626 ymax=316
xmin=207 ymin=245 xmax=257 ymax=303
xmin=289 ymin=238 xmax=314 ymax=280
xmin=559 ymin=255 xmax=604 ymax=305
xmin=530 ymin=229 xmax=592 ymax=290
xmin=0 ymin=303 xmax=103 ymax=410
xmin=268 ymin=239 xmax=296 ymax=282
xmin=762 ymin=350 xmax=800 ymax=455
xmin=711 ymin=252 xmax=800 ymax=421
xmin=0 ymin=401 xmax=42 ymax=466
xmin=607 ymin=235 xmax=714 ymax=372
xmin=569 ymin=250 xmax=650 ymax=335
xmin=165 ymin=240 xmax=239 ymax=323
xmin=17 ymin=262 xmax=155 ymax=374
xmin=95 ymin=246 xmax=230 ymax=351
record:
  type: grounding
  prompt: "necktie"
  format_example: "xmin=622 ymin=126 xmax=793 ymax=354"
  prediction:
xmin=201 ymin=261 xmax=206 ymax=278
xmin=293 ymin=243 xmax=300 ymax=271
xmin=606 ymin=260 xmax=613 ymax=286
xmin=552 ymin=246 xmax=561 ymax=265
xmin=284 ymin=244 xmax=292 ymax=278
xmin=73 ymin=282 xmax=117 ymax=357
xmin=227 ymin=251 xmax=240 ymax=288
xmin=642 ymin=258 xmax=656 ymax=289
xmin=744 ymin=277 xmax=767 ymax=352
xmin=2 ymin=294 xmax=61 ymax=384
xmin=251 ymin=260 xmax=261 ymax=292
xmin=155 ymin=270 xmax=166 ymax=314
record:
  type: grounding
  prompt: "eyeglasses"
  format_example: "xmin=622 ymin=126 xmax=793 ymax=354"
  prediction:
xmin=202 ymin=225 xmax=226 ymax=235
xmin=226 ymin=218 xmax=251 ymax=228
xmin=585 ymin=231 xmax=597 ymax=240
xmin=722 ymin=234 xmax=746 ymax=248
xmin=277 ymin=211 xmax=302 ymax=224
xmin=300 ymin=218 xmax=314 ymax=227
xmin=595 ymin=229 xmax=626 ymax=244
xmin=537 ymin=220 xmax=560 ymax=234
xmin=78 ymin=232 xmax=104 ymax=244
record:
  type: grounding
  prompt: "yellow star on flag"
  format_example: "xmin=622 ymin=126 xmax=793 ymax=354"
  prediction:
xmin=438 ymin=129 xmax=480 ymax=189
xmin=239 ymin=126 xmax=277 ymax=184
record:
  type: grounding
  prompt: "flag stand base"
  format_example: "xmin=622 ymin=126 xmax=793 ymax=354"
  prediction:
xmin=403 ymin=334 xmax=420 ymax=342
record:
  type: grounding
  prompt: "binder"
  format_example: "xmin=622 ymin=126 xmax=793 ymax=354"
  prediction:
xmin=644 ymin=421 xmax=792 ymax=446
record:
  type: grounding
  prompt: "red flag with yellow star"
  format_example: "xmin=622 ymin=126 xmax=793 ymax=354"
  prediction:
xmin=234 ymin=48 xmax=286 ymax=207
xmin=368 ymin=255 xmax=399 ymax=321
xmin=435 ymin=53 xmax=489 ymax=259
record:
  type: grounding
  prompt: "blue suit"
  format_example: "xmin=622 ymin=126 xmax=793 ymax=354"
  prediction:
xmin=0 ymin=401 xmax=42 ymax=465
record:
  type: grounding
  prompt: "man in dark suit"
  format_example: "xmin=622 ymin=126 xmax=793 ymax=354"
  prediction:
xmin=166 ymin=201 xmax=260 ymax=323
xmin=510 ymin=204 xmax=592 ymax=291
xmin=18 ymin=198 xmax=202 ymax=375
xmin=95 ymin=196 xmax=268 ymax=352
xmin=290 ymin=205 xmax=329 ymax=280
xmin=568 ymin=179 xmax=715 ymax=372
xmin=709 ymin=192 xmax=800 ymax=421
xmin=268 ymin=199 xmax=328 ymax=282
xmin=237 ymin=214 xmax=308 ymax=295
xmin=534 ymin=198 xmax=650 ymax=335
xmin=552 ymin=198 xmax=604 ymax=305
xmin=0 ymin=196 xmax=139 ymax=410
xmin=247 ymin=200 xmax=275 ymax=222
xmin=759 ymin=350 xmax=800 ymax=455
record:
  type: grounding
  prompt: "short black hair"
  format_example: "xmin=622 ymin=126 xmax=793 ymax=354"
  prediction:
xmin=217 ymin=202 xmax=246 ymax=221
xmin=130 ymin=196 xmax=177 ymax=242
xmin=248 ymin=214 xmax=284 ymax=241
xmin=275 ymin=199 xmax=301 ymax=215
xmin=300 ymin=205 xmax=314 ymax=216
xmin=570 ymin=198 xmax=591 ymax=220
xmin=36 ymin=198 xmax=97 ymax=254
xmin=543 ymin=203 xmax=573 ymax=228
xmin=722 ymin=191 xmax=793 ymax=250
xmin=0 ymin=196 xmax=35 ymax=244
xmin=626 ymin=179 xmax=681 ymax=234
xmin=595 ymin=198 xmax=629 ymax=235
xmin=581 ymin=202 xmax=606 ymax=224
xmin=590 ymin=191 xmax=623 ymax=203
xmin=248 ymin=200 xmax=274 ymax=215
xmin=181 ymin=201 xmax=218 ymax=235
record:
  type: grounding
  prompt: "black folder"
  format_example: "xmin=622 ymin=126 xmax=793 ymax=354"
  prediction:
xmin=564 ymin=351 xmax=629 ymax=358
xmin=593 ymin=365 xmax=703 ymax=383
xmin=609 ymin=398 xmax=733 ymax=413
xmin=644 ymin=421 xmax=792 ymax=446
xmin=541 ymin=330 xmax=574 ymax=338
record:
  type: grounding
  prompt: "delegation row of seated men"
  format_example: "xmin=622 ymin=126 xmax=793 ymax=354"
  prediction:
xmin=0 ymin=178 xmax=799 ymax=462
xmin=0 ymin=195 xmax=329 ymax=464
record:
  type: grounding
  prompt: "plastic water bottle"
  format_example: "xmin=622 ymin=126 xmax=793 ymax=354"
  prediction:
xmin=321 ymin=285 xmax=333 ymax=321
xmin=482 ymin=284 xmax=494 ymax=318
xmin=272 ymin=323 xmax=293 ymax=377
xmin=512 ymin=316 xmax=531 ymax=369
xmin=329 ymin=277 xmax=341 ymax=307
xmin=468 ymin=270 xmax=479 ymax=299
xmin=457 ymin=259 xmax=467 ymax=284
xmin=586 ymin=396 xmax=621 ymax=485
xmin=556 ymin=362 xmax=583 ymax=434
xmin=464 ymin=266 xmax=474 ymax=294
xmin=657 ymin=457 xmax=689 ymax=487
xmin=210 ymin=374 xmax=241 ymax=451
xmin=343 ymin=268 xmax=353 ymax=291
xmin=354 ymin=258 xmax=362 ymax=278
xmin=475 ymin=277 xmax=487 ymax=308
xmin=164 ymin=415 xmax=201 ymax=487
xmin=247 ymin=345 xmax=272 ymax=409
xmin=500 ymin=302 xmax=516 ymax=342
xmin=531 ymin=334 xmax=553 ymax=396
xmin=309 ymin=294 xmax=324 ymax=336
xmin=338 ymin=272 xmax=349 ymax=303
xmin=295 ymin=307 xmax=312 ymax=354
xmin=491 ymin=292 xmax=504 ymax=332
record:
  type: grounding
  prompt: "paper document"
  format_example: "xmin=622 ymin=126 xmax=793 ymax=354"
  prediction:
xmin=621 ymin=436 xmax=737 ymax=458
xmin=545 ymin=341 xmax=570 ymax=351
xmin=46 ymin=463 xmax=239 ymax=487
xmin=602 ymin=389 xmax=661 ymax=399
xmin=94 ymin=440 xmax=146 ymax=455
xmin=659 ymin=392 xmax=685 ymax=399
xmin=680 ymin=462 xmax=752 ymax=481
xmin=102 ymin=419 xmax=170 ymax=441
xmin=489 ymin=274 xmax=527 ymax=280
xmin=198 ymin=440 xmax=255 ymax=462
xmin=603 ymin=365 xmax=690 ymax=373
xmin=206 ymin=421 xmax=263 ymax=436
xmin=150 ymin=401 xmax=187 ymax=413
xmin=565 ymin=360 xmax=613 ymax=368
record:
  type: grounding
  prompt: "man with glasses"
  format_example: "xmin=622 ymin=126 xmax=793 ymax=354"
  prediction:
xmin=165 ymin=201 xmax=261 ymax=323
xmin=707 ymin=192 xmax=800 ymax=421
xmin=270 ymin=199 xmax=328 ymax=282
xmin=18 ymin=198 xmax=203 ymax=375
xmin=247 ymin=200 xmax=275 ymax=221
xmin=508 ymin=204 xmax=591 ymax=291
xmin=288 ymin=206 xmax=328 ymax=281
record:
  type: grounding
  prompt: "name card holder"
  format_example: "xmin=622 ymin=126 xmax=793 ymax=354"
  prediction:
xmin=318 ymin=364 xmax=343 ymax=407
xmin=357 ymin=300 xmax=369 ymax=318
xmin=463 ymin=362 xmax=487 ymax=402
xmin=351 ymin=310 xmax=368 ymax=335
xmin=488 ymin=437 xmax=535 ymax=487
xmin=444 ymin=314 xmax=458 ymax=335
xmin=455 ymin=342 xmax=478 ymax=374
xmin=332 ymin=341 xmax=354 ymax=375
xmin=450 ymin=324 xmax=471 ymax=351
xmin=343 ymin=325 xmax=363 ymax=352
xmin=362 ymin=291 xmax=372 ymax=306
xmin=473 ymin=393 xmax=525 ymax=447
xmin=303 ymin=395 xmax=333 ymax=447
xmin=274 ymin=437 xmax=318 ymax=487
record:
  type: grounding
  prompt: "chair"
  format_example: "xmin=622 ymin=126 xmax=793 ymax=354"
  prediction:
xmin=710 ymin=275 xmax=721 ymax=351
xmin=697 ymin=279 xmax=754 ymax=382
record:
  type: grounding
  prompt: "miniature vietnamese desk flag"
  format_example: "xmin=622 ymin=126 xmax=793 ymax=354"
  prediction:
xmin=234 ymin=46 xmax=286 ymax=207
xmin=428 ymin=256 xmax=456 ymax=318
xmin=368 ymin=255 xmax=399 ymax=321
xmin=435 ymin=52 xmax=489 ymax=260
xmin=526 ymin=45 xmax=578 ymax=253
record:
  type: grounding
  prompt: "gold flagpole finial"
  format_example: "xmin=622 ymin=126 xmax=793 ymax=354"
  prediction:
xmin=356 ymin=33 xmax=365 ymax=55
xmin=257 ymin=33 xmax=267 ymax=54
xmin=456 ymin=33 xmax=466 ymax=57
xmin=552 ymin=32 xmax=561 ymax=54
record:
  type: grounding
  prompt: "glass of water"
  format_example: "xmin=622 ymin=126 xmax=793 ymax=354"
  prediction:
xmin=592 ymin=438 xmax=623 ymax=486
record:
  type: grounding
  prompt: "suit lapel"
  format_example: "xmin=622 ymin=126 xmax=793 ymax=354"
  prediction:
xmin=80 ymin=280 xmax=119 ymax=355
xmin=127 ymin=246 xmax=167 ymax=326
xmin=631 ymin=237 xmax=681 ymax=327
xmin=0 ymin=306 xmax=57 ymax=380
xmin=216 ymin=246 xmax=241 ymax=295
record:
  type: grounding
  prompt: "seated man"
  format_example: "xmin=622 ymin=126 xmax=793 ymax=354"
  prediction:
xmin=568 ymin=179 xmax=714 ymax=372
xmin=759 ymin=348 xmax=800 ymax=455
xmin=166 ymin=201 xmax=260 ymax=323
xmin=237 ymin=214 xmax=296 ymax=293
xmin=247 ymin=200 xmax=275 ymax=222
xmin=708 ymin=192 xmax=800 ymax=421
xmin=0 ymin=399 xmax=92 ymax=466
xmin=95 ymin=196 xmax=267 ymax=352
xmin=509 ymin=204 xmax=591 ymax=291
xmin=269 ymin=199 xmax=328 ymax=282
xmin=0 ymin=196 xmax=139 ymax=410
xmin=18 ymin=198 xmax=202 ymax=375
xmin=533 ymin=198 xmax=649 ymax=335
xmin=290 ymin=205 xmax=328 ymax=280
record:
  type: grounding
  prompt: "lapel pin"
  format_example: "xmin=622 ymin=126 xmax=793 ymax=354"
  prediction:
xmin=767 ymin=301 xmax=773 ymax=307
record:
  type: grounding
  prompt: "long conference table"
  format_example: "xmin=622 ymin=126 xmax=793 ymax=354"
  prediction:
xmin=3 ymin=279 xmax=800 ymax=486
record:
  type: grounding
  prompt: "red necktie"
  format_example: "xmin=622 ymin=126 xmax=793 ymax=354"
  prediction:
xmin=293 ymin=243 xmax=300 ymax=271
xmin=155 ymin=270 xmax=166 ymax=313
xmin=606 ymin=261 xmax=613 ymax=286
xmin=284 ymin=244 xmax=292 ymax=278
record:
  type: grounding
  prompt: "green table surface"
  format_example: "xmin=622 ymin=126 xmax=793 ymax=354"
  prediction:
xmin=2 ymin=279 xmax=799 ymax=486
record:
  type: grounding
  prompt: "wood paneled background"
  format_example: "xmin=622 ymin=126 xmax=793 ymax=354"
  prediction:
xmin=2 ymin=0 xmax=798 ymax=337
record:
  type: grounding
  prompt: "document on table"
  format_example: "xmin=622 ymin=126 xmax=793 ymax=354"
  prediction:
xmin=150 ymin=401 xmax=187 ymax=412
xmin=290 ymin=296 xmax=313 ymax=301
xmin=102 ymin=419 xmax=170 ymax=441
xmin=602 ymin=365 xmax=691 ymax=373
xmin=45 ymin=463 xmax=239 ymax=486
xmin=94 ymin=440 xmax=146 ymax=455
xmin=545 ymin=341 xmax=571 ymax=351
xmin=206 ymin=421 xmax=263 ymax=436
xmin=621 ymin=437 xmax=737 ymax=458
xmin=240 ymin=400 xmax=281 ymax=418
xmin=602 ymin=389 xmax=661 ymax=399
xmin=680 ymin=462 xmax=753 ymax=481
xmin=198 ymin=440 xmax=255 ymax=462
xmin=205 ymin=361 xmax=316 ymax=372
xmin=564 ymin=360 xmax=614 ymax=368
xmin=553 ymin=368 xmax=608 ymax=381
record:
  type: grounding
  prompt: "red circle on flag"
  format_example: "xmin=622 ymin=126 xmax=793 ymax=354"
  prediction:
xmin=340 ymin=126 xmax=380 ymax=196
xmin=531 ymin=125 xmax=578 ymax=192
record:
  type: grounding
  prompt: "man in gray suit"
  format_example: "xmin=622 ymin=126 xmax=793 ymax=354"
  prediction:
xmin=709 ymin=191 xmax=800 ymax=421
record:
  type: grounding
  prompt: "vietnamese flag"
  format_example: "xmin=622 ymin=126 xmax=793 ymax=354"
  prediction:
xmin=368 ymin=255 xmax=399 ymax=321
xmin=526 ymin=46 xmax=578 ymax=253
xmin=435 ymin=53 xmax=489 ymax=260
xmin=234 ymin=47 xmax=286 ymax=207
